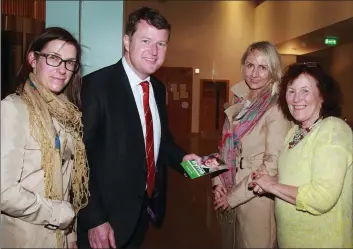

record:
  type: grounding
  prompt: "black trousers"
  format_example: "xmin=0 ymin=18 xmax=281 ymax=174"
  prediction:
xmin=77 ymin=193 xmax=150 ymax=249
xmin=122 ymin=193 xmax=150 ymax=249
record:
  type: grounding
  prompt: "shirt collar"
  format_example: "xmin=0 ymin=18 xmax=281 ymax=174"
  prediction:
xmin=122 ymin=56 xmax=151 ymax=87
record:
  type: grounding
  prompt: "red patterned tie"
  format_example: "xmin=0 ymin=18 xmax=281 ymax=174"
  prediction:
xmin=140 ymin=81 xmax=155 ymax=197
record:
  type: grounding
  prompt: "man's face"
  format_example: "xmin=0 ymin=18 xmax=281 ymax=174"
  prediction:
xmin=123 ymin=20 xmax=169 ymax=79
xmin=204 ymin=158 xmax=219 ymax=167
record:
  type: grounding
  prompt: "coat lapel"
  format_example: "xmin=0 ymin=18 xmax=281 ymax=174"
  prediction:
xmin=224 ymin=80 xmax=249 ymax=125
xmin=224 ymin=103 xmax=245 ymax=125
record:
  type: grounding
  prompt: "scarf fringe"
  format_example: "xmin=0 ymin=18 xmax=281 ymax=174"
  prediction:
xmin=20 ymin=73 xmax=89 ymax=247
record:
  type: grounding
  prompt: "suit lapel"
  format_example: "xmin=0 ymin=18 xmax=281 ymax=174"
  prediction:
xmin=150 ymin=78 xmax=164 ymax=137
xmin=114 ymin=61 xmax=147 ymax=171
xmin=150 ymin=78 xmax=165 ymax=167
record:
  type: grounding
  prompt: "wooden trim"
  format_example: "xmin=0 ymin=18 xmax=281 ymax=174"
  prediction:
xmin=182 ymin=67 xmax=193 ymax=135
xmin=199 ymin=79 xmax=230 ymax=108
xmin=161 ymin=66 xmax=193 ymax=70
xmin=1 ymin=0 xmax=45 ymax=21
xmin=156 ymin=66 xmax=194 ymax=135
xmin=199 ymin=79 xmax=230 ymax=132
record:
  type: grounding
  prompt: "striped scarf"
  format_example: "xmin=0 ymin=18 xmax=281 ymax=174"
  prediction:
xmin=218 ymin=88 xmax=277 ymax=190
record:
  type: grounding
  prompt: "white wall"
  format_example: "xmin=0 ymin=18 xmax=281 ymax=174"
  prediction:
xmin=80 ymin=1 xmax=124 ymax=75
xmin=280 ymin=54 xmax=297 ymax=69
xmin=46 ymin=1 xmax=124 ymax=76
xmin=255 ymin=1 xmax=353 ymax=44
xmin=46 ymin=1 xmax=80 ymax=39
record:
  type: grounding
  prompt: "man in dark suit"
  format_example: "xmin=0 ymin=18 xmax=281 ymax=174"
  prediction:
xmin=77 ymin=7 xmax=200 ymax=249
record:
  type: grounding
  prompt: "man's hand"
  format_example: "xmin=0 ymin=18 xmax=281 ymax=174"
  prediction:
xmin=182 ymin=153 xmax=201 ymax=165
xmin=88 ymin=222 xmax=116 ymax=249
xmin=182 ymin=154 xmax=201 ymax=178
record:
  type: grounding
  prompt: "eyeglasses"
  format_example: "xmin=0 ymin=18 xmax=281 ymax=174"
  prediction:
xmin=35 ymin=51 xmax=80 ymax=72
xmin=293 ymin=61 xmax=321 ymax=68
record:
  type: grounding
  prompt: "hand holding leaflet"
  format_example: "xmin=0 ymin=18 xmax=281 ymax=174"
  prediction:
xmin=181 ymin=153 xmax=229 ymax=179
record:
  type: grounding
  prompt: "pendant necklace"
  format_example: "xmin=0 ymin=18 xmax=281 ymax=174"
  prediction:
xmin=288 ymin=117 xmax=323 ymax=149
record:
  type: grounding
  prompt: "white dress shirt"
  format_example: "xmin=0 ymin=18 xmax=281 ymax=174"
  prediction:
xmin=122 ymin=57 xmax=161 ymax=163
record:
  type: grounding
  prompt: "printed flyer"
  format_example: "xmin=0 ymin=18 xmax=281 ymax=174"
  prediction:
xmin=181 ymin=153 xmax=229 ymax=179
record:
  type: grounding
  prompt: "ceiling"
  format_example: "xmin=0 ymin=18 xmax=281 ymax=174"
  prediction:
xmin=276 ymin=17 xmax=353 ymax=55
xmin=254 ymin=0 xmax=267 ymax=7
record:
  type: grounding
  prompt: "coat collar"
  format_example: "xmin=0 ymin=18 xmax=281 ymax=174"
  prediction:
xmin=224 ymin=80 xmax=250 ymax=124
xmin=230 ymin=80 xmax=249 ymax=98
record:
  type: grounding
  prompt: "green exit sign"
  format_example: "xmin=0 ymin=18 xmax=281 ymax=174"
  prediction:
xmin=325 ymin=37 xmax=338 ymax=46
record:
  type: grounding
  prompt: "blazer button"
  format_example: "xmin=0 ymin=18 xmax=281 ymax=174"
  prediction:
xmin=71 ymin=155 xmax=74 ymax=160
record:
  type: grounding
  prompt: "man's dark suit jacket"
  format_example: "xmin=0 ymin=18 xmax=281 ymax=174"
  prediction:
xmin=77 ymin=60 xmax=186 ymax=247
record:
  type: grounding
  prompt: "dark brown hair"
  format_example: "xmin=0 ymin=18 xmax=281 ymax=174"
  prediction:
xmin=12 ymin=27 xmax=82 ymax=107
xmin=278 ymin=62 xmax=342 ymax=123
xmin=125 ymin=7 xmax=171 ymax=40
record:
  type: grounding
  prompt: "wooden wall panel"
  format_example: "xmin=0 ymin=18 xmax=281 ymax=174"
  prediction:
xmin=1 ymin=0 xmax=45 ymax=21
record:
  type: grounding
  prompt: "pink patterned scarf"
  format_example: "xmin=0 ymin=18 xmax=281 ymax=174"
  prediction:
xmin=218 ymin=88 xmax=277 ymax=190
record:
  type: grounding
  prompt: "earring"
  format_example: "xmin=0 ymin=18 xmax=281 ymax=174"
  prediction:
xmin=33 ymin=67 xmax=36 ymax=74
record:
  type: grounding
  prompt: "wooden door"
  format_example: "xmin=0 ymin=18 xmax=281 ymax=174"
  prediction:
xmin=153 ymin=67 xmax=193 ymax=147
xmin=199 ymin=80 xmax=229 ymax=134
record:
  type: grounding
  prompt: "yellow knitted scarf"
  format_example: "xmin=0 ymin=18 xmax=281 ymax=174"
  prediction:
xmin=20 ymin=72 xmax=89 ymax=247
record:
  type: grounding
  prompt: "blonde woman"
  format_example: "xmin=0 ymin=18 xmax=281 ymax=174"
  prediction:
xmin=1 ymin=27 xmax=89 ymax=248
xmin=212 ymin=41 xmax=291 ymax=248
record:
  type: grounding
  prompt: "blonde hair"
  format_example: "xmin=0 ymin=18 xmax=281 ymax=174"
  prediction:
xmin=241 ymin=41 xmax=282 ymax=95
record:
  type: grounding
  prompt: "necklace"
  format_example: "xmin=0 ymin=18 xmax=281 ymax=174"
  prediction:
xmin=288 ymin=117 xmax=323 ymax=149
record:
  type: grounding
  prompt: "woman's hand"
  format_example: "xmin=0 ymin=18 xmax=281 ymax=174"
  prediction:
xmin=252 ymin=173 xmax=278 ymax=194
xmin=212 ymin=184 xmax=227 ymax=200
xmin=69 ymin=242 xmax=78 ymax=249
xmin=214 ymin=194 xmax=231 ymax=211
xmin=212 ymin=184 xmax=230 ymax=211
xmin=250 ymin=169 xmax=298 ymax=205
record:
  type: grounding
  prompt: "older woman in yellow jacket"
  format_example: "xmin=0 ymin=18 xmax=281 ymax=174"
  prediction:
xmin=252 ymin=62 xmax=352 ymax=248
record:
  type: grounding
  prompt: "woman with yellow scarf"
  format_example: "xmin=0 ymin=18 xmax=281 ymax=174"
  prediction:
xmin=1 ymin=27 xmax=89 ymax=248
